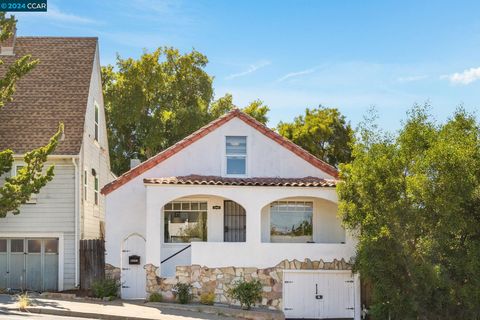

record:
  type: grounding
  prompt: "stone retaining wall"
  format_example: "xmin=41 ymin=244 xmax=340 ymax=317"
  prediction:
xmin=146 ymin=258 xmax=352 ymax=310
xmin=105 ymin=263 xmax=121 ymax=282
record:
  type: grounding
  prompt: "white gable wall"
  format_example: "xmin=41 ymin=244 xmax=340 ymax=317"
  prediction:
xmin=105 ymin=117 xmax=335 ymax=267
xmin=144 ymin=117 xmax=335 ymax=179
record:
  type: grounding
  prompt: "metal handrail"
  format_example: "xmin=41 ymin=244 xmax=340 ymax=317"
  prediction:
xmin=160 ymin=244 xmax=191 ymax=264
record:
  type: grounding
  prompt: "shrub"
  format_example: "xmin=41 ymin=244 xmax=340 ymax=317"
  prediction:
xmin=91 ymin=277 xmax=120 ymax=299
xmin=200 ymin=292 xmax=215 ymax=305
xmin=227 ymin=279 xmax=262 ymax=310
xmin=173 ymin=283 xmax=192 ymax=304
xmin=17 ymin=293 xmax=31 ymax=310
xmin=149 ymin=292 xmax=163 ymax=302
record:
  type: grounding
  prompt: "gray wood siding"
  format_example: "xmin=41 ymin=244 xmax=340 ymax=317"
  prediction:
xmin=80 ymin=45 xmax=111 ymax=240
xmin=0 ymin=160 xmax=76 ymax=289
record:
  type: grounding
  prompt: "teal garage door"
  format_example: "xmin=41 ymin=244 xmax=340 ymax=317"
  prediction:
xmin=0 ymin=238 xmax=58 ymax=292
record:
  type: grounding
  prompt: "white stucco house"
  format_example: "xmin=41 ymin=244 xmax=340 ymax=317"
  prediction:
xmin=0 ymin=35 xmax=111 ymax=292
xmin=102 ymin=109 xmax=360 ymax=319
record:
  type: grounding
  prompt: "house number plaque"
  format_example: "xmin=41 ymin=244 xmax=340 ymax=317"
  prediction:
xmin=212 ymin=205 xmax=221 ymax=210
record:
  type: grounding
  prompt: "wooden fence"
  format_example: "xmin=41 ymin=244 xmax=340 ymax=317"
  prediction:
xmin=79 ymin=239 xmax=105 ymax=290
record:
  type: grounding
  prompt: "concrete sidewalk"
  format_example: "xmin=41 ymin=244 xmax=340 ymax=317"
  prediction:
xmin=0 ymin=294 xmax=284 ymax=320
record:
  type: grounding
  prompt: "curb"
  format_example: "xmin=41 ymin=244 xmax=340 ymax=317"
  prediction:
xmin=145 ymin=302 xmax=284 ymax=320
xmin=23 ymin=307 xmax=152 ymax=320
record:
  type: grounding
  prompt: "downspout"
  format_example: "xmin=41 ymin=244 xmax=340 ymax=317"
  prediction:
xmin=72 ymin=157 xmax=80 ymax=287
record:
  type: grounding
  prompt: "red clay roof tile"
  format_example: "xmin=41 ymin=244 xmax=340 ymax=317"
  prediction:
xmin=144 ymin=175 xmax=337 ymax=187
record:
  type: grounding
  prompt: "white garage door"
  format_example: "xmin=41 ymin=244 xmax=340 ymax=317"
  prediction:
xmin=283 ymin=270 xmax=355 ymax=319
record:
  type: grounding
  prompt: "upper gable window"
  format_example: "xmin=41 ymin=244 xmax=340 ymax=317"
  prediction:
xmin=226 ymin=136 xmax=247 ymax=175
xmin=94 ymin=103 xmax=99 ymax=142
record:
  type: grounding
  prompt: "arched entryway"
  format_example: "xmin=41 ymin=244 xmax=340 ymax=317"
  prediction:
xmin=121 ymin=233 xmax=146 ymax=299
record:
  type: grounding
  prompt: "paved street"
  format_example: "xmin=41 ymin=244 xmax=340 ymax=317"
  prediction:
xmin=0 ymin=309 xmax=97 ymax=319
xmin=0 ymin=294 xmax=245 ymax=320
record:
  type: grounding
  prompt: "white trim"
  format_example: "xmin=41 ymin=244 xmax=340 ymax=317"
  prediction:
xmin=13 ymin=155 xmax=80 ymax=159
xmin=123 ymin=232 xmax=146 ymax=242
xmin=83 ymin=168 xmax=88 ymax=202
xmin=94 ymin=175 xmax=99 ymax=207
xmin=0 ymin=232 xmax=65 ymax=291
xmin=94 ymin=101 xmax=100 ymax=142
xmin=223 ymin=135 xmax=249 ymax=177
xmin=72 ymin=157 xmax=80 ymax=287
xmin=283 ymin=269 xmax=352 ymax=274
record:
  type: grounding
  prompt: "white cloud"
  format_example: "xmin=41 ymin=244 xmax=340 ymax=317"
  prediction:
xmin=225 ymin=61 xmax=271 ymax=80
xmin=443 ymin=67 xmax=480 ymax=85
xmin=276 ymin=67 xmax=318 ymax=82
xmin=397 ymin=75 xmax=428 ymax=83
xmin=16 ymin=4 xmax=96 ymax=24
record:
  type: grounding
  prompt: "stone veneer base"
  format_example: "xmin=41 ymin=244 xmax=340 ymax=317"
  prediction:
xmin=145 ymin=258 xmax=352 ymax=311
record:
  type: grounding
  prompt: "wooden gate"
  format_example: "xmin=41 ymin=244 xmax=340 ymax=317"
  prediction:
xmin=79 ymin=239 xmax=105 ymax=290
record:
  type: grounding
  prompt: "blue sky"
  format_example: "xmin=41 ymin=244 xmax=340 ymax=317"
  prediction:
xmin=15 ymin=0 xmax=480 ymax=129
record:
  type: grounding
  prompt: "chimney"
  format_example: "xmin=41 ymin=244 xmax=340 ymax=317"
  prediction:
xmin=0 ymin=15 xmax=16 ymax=56
xmin=130 ymin=158 xmax=141 ymax=169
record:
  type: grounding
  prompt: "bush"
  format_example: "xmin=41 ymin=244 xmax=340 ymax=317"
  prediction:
xmin=200 ymin=292 xmax=215 ymax=305
xmin=17 ymin=293 xmax=31 ymax=310
xmin=91 ymin=277 xmax=120 ymax=299
xmin=227 ymin=279 xmax=262 ymax=310
xmin=149 ymin=292 xmax=163 ymax=302
xmin=173 ymin=283 xmax=192 ymax=304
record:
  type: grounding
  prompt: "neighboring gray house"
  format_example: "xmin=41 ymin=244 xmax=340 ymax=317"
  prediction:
xmin=0 ymin=35 xmax=111 ymax=291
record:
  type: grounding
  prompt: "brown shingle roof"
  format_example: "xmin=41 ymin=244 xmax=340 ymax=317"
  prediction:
xmin=144 ymin=175 xmax=337 ymax=187
xmin=0 ymin=37 xmax=98 ymax=155
xmin=101 ymin=109 xmax=340 ymax=195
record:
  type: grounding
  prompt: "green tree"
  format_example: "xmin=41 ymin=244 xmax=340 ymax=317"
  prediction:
xmin=277 ymin=107 xmax=353 ymax=167
xmin=0 ymin=14 xmax=63 ymax=217
xmin=209 ymin=93 xmax=270 ymax=124
xmin=102 ymin=47 xmax=214 ymax=175
xmin=102 ymin=51 xmax=269 ymax=175
xmin=337 ymin=105 xmax=480 ymax=319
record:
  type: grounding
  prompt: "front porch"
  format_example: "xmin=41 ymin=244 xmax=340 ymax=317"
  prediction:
xmin=144 ymin=183 xmax=357 ymax=278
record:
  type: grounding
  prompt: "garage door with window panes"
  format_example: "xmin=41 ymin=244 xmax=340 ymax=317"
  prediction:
xmin=0 ymin=238 xmax=58 ymax=292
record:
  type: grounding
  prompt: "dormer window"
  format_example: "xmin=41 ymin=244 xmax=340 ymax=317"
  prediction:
xmin=226 ymin=136 xmax=247 ymax=175
xmin=94 ymin=103 xmax=99 ymax=142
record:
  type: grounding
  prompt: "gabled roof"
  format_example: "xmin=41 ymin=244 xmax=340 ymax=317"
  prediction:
xmin=0 ymin=37 xmax=98 ymax=155
xmin=101 ymin=109 xmax=339 ymax=195
xmin=144 ymin=175 xmax=337 ymax=187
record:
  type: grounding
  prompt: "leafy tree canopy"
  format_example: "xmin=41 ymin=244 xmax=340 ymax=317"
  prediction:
xmin=102 ymin=49 xmax=269 ymax=175
xmin=337 ymin=105 xmax=480 ymax=319
xmin=277 ymin=107 xmax=353 ymax=167
xmin=0 ymin=14 xmax=63 ymax=217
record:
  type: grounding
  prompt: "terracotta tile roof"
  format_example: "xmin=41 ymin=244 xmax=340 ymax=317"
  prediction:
xmin=144 ymin=175 xmax=337 ymax=187
xmin=101 ymin=109 xmax=339 ymax=195
xmin=0 ymin=37 xmax=98 ymax=155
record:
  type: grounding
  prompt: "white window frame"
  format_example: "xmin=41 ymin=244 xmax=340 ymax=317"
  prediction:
xmin=225 ymin=136 xmax=248 ymax=177
xmin=83 ymin=169 xmax=88 ymax=202
xmin=13 ymin=164 xmax=37 ymax=204
xmin=94 ymin=174 xmax=99 ymax=207
xmin=163 ymin=200 xmax=208 ymax=244
xmin=269 ymin=200 xmax=314 ymax=243
xmin=94 ymin=102 xmax=99 ymax=142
